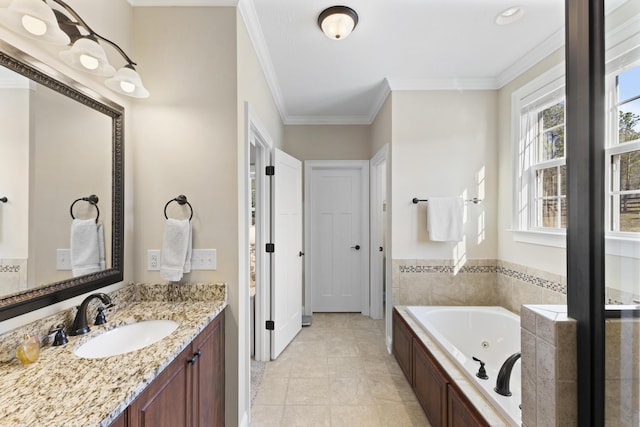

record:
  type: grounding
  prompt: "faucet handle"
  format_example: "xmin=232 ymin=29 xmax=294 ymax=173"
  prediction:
xmin=472 ymin=356 xmax=489 ymax=380
xmin=94 ymin=307 xmax=107 ymax=325
xmin=50 ymin=324 xmax=68 ymax=346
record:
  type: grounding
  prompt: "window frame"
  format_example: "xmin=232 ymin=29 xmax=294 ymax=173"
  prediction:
xmin=604 ymin=62 xmax=640 ymax=237
xmin=511 ymin=63 xmax=566 ymax=235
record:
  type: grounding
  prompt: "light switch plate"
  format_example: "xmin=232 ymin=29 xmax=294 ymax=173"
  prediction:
xmin=191 ymin=249 xmax=217 ymax=270
xmin=56 ymin=249 xmax=71 ymax=270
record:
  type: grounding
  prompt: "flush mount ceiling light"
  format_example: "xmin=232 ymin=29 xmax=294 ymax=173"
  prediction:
xmin=495 ymin=6 xmax=524 ymax=25
xmin=0 ymin=0 xmax=149 ymax=98
xmin=318 ymin=5 xmax=358 ymax=40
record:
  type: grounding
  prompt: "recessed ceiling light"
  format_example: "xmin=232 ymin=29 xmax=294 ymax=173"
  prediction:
xmin=495 ymin=6 xmax=524 ymax=25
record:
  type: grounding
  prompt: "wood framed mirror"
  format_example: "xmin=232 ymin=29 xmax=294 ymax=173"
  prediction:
xmin=0 ymin=40 xmax=124 ymax=321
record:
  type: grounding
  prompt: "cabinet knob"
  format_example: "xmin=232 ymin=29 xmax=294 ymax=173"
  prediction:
xmin=195 ymin=350 xmax=202 ymax=358
xmin=188 ymin=356 xmax=197 ymax=365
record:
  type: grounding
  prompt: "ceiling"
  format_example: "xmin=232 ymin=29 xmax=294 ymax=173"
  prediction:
xmin=132 ymin=0 xmax=572 ymax=124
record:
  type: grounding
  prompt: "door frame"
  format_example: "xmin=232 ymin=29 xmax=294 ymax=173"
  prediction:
xmin=244 ymin=103 xmax=272 ymax=365
xmin=370 ymin=145 xmax=393 ymax=352
xmin=304 ymin=160 xmax=370 ymax=316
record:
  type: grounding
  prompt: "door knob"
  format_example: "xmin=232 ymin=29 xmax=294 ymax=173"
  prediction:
xmin=351 ymin=245 xmax=361 ymax=250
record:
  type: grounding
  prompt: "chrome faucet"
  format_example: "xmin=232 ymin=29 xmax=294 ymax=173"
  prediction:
xmin=494 ymin=351 xmax=521 ymax=396
xmin=70 ymin=293 xmax=113 ymax=336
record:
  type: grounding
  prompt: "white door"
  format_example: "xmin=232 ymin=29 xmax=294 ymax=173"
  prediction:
xmin=270 ymin=148 xmax=303 ymax=359
xmin=306 ymin=161 xmax=369 ymax=313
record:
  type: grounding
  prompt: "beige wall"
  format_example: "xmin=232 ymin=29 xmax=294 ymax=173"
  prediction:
xmin=132 ymin=7 xmax=241 ymax=426
xmin=283 ymin=124 xmax=371 ymax=161
xmin=390 ymin=90 xmax=499 ymax=261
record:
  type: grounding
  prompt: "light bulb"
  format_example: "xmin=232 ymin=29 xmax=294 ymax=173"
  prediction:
xmin=79 ymin=54 xmax=99 ymax=70
xmin=120 ymin=81 xmax=135 ymax=93
xmin=21 ymin=14 xmax=46 ymax=35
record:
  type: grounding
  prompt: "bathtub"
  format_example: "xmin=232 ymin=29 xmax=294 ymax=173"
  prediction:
xmin=406 ymin=306 xmax=521 ymax=427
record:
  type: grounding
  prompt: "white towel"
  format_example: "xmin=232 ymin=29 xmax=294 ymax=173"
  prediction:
xmin=160 ymin=219 xmax=192 ymax=281
xmin=70 ymin=218 xmax=102 ymax=277
xmin=97 ymin=223 xmax=106 ymax=271
xmin=427 ymin=197 xmax=464 ymax=242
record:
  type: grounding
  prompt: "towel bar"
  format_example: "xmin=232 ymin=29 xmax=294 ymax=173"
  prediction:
xmin=70 ymin=195 xmax=100 ymax=223
xmin=164 ymin=195 xmax=194 ymax=221
xmin=412 ymin=197 xmax=482 ymax=204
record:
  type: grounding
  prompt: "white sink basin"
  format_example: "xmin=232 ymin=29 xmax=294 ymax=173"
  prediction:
xmin=74 ymin=320 xmax=179 ymax=359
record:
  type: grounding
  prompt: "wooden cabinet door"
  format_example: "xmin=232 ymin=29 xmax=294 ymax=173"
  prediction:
xmin=392 ymin=308 xmax=413 ymax=384
xmin=109 ymin=411 xmax=126 ymax=427
xmin=413 ymin=338 xmax=448 ymax=427
xmin=127 ymin=344 xmax=193 ymax=427
xmin=447 ymin=384 xmax=488 ymax=427
xmin=192 ymin=311 xmax=225 ymax=427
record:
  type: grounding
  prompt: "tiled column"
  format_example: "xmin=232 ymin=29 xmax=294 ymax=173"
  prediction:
xmin=520 ymin=305 xmax=577 ymax=426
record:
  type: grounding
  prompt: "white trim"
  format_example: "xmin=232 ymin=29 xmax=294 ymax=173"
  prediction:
xmin=387 ymin=77 xmax=499 ymax=91
xmin=369 ymin=146 xmax=387 ymax=320
xmin=284 ymin=114 xmax=373 ymax=125
xmin=510 ymin=229 xmax=640 ymax=259
xmin=128 ymin=0 xmax=238 ymax=6
xmin=304 ymin=160 xmax=370 ymax=316
xmin=245 ymin=103 xmax=273 ymax=363
xmin=237 ymin=0 xmax=287 ymax=123
xmin=497 ymin=27 xmax=565 ymax=88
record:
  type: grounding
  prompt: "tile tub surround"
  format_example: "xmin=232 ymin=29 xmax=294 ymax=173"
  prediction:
xmin=520 ymin=305 xmax=577 ymax=427
xmin=393 ymin=259 xmax=567 ymax=313
xmin=0 ymin=282 xmax=227 ymax=427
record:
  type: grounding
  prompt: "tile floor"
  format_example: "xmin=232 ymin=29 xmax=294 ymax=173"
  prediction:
xmin=250 ymin=313 xmax=431 ymax=427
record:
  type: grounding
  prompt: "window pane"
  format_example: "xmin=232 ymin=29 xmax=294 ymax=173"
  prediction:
xmin=560 ymin=197 xmax=567 ymax=228
xmin=560 ymin=165 xmax=567 ymax=196
xmin=540 ymin=199 xmax=559 ymax=228
xmin=538 ymin=167 xmax=559 ymax=198
xmin=541 ymin=127 xmax=565 ymax=159
xmin=542 ymin=101 xmax=565 ymax=129
xmin=539 ymin=102 xmax=566 ymax=161
xmin=612 ymin=150 xmax=640 ymax=192
xmin=618 ymin=103 xmax=640 ymax=143
xmin=617 ymin=194 xmax=640 ymax=232
xmin=618 ymin=66 xmax=640 ymax=103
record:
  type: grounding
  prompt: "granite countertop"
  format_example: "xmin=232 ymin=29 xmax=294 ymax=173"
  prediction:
xmin=0 ymin=282 xmax=227 ymax=427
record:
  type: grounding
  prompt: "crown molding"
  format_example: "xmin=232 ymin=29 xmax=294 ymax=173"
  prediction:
xmin=128 ymin=0 xmax=239 ymax=5
xmin=496 ymin=27 xmax=565 ymax=88
xmin=387 ymin=77 xmax=498 ymax=91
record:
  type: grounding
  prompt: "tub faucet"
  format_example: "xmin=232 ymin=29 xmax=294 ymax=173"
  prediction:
xmin=494 ymin=351 xmax=521 ymax=396
xmin=70 ymin=293 xmax=113 ymax=336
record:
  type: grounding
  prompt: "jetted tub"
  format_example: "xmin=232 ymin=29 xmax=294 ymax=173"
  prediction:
xmin=406 ymin=306 xmax=521 ymax=427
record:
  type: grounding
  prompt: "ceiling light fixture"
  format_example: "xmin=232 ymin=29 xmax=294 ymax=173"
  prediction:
xmin=318 ymin=6 xmax=358 ymax=40
xmin=495 ymin=6 xmax=524 ymax=25
xmin=0 ymin=0 xmax=149 ymax=98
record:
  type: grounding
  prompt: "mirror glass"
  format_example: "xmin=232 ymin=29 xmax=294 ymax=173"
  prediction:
xmin=0 ymin=42 xmax=123 ymax=320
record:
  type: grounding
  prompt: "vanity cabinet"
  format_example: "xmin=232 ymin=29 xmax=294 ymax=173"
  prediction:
xmin=392 ymin=308 xmax=488 ymax=427
xmin=126 ymin=310 xmax=225 ymax=427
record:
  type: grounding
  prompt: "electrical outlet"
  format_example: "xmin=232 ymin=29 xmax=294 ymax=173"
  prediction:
xmin=56 ymin=249 xmax=71 ymax=270
xmin=191 ymin=249 xmax=217 ymax=270
xmin=147 ymin=250 xmax=160 ymax=271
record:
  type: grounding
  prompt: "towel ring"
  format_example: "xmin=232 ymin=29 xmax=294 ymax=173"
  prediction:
xmin=70 ymin=195 xmax=100 ymax=223
xmin=164 ymin=195 xmax=193 ymax=221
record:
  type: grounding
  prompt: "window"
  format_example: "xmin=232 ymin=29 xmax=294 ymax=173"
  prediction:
xmin=513 ymin=65 xmax=566 ymax=233
xmin=606 ymin=65 xmax=640 ymax=233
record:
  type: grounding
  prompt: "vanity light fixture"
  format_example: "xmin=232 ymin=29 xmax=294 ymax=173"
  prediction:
xmin=495 ymin=6 xmax=524 ymax=25
xmin=0 ymin=0 xmax=149 ymax=98
xmin=318 ymin=5 xmax=358 ymax=40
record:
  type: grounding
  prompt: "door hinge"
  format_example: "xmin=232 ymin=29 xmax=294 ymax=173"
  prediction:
xmin=265 ymin=165 xmax=275 ymax=176
xmin=266 ymin=243 xmax=275 ymax=253
xmin=266 ymin=320 xmax=275 ymax=330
